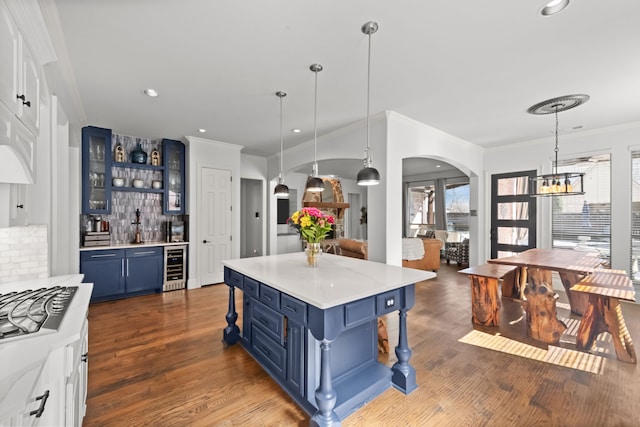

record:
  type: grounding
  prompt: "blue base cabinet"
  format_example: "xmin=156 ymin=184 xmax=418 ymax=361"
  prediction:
xmin=81 ymin=247 xmax=163 ymax=302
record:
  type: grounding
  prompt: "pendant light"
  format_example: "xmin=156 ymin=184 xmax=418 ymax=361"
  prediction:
xmin=357 ymin=21 xmax=381 ymax=186
xmin=528 ymin=94 xmax=588 ymax=197
xmin=305 ymin=63 xmax=324 ymax=193
xmin=273 ymin=91 xmax=289 ymax=198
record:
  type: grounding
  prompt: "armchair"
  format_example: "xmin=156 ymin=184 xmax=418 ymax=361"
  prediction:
xmin=446 ymin=238 xmax=469 ymax=267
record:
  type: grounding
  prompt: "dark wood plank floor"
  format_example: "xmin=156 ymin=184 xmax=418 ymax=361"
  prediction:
xmin=84 ymin=260 xmax=640 ymax=426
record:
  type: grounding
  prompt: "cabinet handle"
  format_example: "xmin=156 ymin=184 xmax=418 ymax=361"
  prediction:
xmin=283 ymin=305 xmax=296 ymax=313
xmin=29 ymin=390 xmax=50 ymax=418
xmin=262 ymin=294 xmax=272 ymax=302
xmin=203 ymin=240 xmax=210 ymax=244
xmin=126 ymin=259 xmax=129 ymax=277
xmin=82 ymin=352 xmax=88 ymax=363
xmin=256 ymin=344 xmax=270 ymax=356
xmin=92 ymin=253 xmax=116 ymax=258
xmin=16 ymin=94 xmax=31 ymax=107
xmin=258 ymin=317 xmax=269 ymax=327
xmin=106 ymin=199 xmax=109 ymax=210
xmin=133 ymin=251 xmax=156 ymax=255
xmin=121 ymin=259 xmax=125 ymax=277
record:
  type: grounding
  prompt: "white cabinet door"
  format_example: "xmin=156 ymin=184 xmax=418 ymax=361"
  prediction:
xmin=17 ymin=34 xmax=39 ymax=135
xmin=0 ymin=2 xmax=19 ymax=115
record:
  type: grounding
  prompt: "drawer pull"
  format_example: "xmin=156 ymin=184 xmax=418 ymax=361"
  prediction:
xmin=30 ymin=390 xmax=50 ymax=418
xmin=256 ymin=345 xmax=270 ymax=356
xmin=133 ymin=251 xmax=156 ymax=255
xmin=91 ymin=253 xmax=116 ymax=258
xmin=283 ymin=305 xmax=297 ymax=313
xmin=262 ymin=294 xmax=272 ymax=301
xmin=258 ymin=317 xmax=270 ymax=326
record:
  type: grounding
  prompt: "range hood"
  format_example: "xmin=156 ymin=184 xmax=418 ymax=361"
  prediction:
xmin=0 ymin=145 xmax=34 ymax=184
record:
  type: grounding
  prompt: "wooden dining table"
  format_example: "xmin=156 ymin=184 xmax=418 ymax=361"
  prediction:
xmin=488 ymin=248 xmax=636 ymax=363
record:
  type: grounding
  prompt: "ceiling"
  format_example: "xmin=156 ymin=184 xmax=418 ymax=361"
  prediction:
xmin=48 ymin=0 xmax=640 ymax=179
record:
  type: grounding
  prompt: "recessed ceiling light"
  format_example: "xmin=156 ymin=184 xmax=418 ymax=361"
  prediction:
xmin=540 ymin=0 xmax=570 ymax=16
xmin=291 ymin=128 xmax=301 ymax=133
xmin=144 ymin=88 xmax=159 ymax=97
xmin=436 ymin=165 xmax=441 ymax=168
xmin=198 ymin=128 xmax=206 ymax=133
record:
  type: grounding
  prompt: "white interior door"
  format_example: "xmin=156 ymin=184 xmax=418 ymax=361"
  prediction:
xmin=199 ymin=167 xmax=232 ymax=285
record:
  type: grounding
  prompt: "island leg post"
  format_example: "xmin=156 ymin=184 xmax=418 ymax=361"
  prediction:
xmin=311 ymin=339 xmax=340 ymax=427
xmin=222 ymin=283 xmax=241 ymax=345
xmin=392 ymin=307 xmax=417 ymax=394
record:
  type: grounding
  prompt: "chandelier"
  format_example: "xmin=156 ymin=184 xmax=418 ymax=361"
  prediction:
xmin=527 ymin=94 xmax=589 ymax=197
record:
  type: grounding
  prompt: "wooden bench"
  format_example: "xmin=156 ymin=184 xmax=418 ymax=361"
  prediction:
xmin=571 ymin=269 xmax=637 ymax=364
xmin=459 ymin=264 xmax=517 ymax=326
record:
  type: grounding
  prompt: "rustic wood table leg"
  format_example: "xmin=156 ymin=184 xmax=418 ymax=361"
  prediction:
xmin=469 ymin=275 xmax=501 ymax=326
xmin=558 ymin=271 xmax=589 ymax=316
xmin=577 ymin=296 xmax=637 ymax=364
xmin=523 ymin=268 xmax=567 ymax=344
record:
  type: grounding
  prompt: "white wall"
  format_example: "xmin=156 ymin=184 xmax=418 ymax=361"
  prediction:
xmin=484 ymin=121 xmax=640 ymax=271
xmin=385 ymin=112 xmax=484 ymax=266
xmin=185 ymin=136 xmax=243 ymax=288
xmin=240 ymin=153 xmax=268 ymax=257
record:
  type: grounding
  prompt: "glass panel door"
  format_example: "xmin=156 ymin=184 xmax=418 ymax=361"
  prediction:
xmin=491 ymin=170 xmax=537 ymax=258
xmin=82 ymin=126 xmax=111 ymax=214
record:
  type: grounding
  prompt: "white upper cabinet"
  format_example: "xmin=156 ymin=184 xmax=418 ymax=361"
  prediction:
xmin=0 ymin=0 xmax=40 ymax=135
xmin=0 ymin=3 xmax=19 ymax=116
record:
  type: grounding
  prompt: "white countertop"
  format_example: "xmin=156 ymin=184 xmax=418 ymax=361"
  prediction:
xmin=0 ymin=275 xmax=93 ymax=413
xmin=79 ymin=241 xmax=189 ymax=251
xmin=223 ymin=253 xmax=435 ymax=309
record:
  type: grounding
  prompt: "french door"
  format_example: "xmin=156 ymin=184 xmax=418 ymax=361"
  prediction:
xmin=490 ymin=170 xmax=537 ymax=259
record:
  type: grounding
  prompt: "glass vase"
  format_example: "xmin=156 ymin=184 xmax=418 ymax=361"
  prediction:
xmin=305 ymin=242 xmax=321 ymax=268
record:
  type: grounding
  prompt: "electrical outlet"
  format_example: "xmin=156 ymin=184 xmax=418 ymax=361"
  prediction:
xmin=385 ymin=297 xmax=395 ymax=308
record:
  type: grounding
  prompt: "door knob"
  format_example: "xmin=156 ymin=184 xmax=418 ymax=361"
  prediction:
xmin=203 ymin=240 xmax=210 ymax=243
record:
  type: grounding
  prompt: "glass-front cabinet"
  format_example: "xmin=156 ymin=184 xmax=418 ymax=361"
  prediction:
xmin=81 ymin=126 xmax=112 ymax=214
xmin=163 ymin=139 xmax=185 ymax=215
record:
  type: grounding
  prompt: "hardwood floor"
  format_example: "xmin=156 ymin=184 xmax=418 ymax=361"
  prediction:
xmin=84 ymin=260 xmax=640 ymax=426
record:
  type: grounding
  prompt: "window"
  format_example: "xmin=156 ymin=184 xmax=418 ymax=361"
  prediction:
xmin=445 ymin=182 xmax=470 ymax=238
xmin=409 ymin=184 xmax=435 ymax=227
xmin=551 ymin=154 xmax=610 ymax=264
xmin=631 ymin=152 xmax=640 ymax=286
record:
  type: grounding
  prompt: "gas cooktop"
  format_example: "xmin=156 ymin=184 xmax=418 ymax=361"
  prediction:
xmin=0 ymin=286 xmax=78 ymax=343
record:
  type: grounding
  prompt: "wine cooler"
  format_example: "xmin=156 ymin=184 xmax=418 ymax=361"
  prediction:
xmin=163 ymin=245 xmax=187 ymax=291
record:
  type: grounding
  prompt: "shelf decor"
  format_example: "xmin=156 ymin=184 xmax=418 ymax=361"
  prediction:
xmin=130 ymin=143 xmax=148 ymax=164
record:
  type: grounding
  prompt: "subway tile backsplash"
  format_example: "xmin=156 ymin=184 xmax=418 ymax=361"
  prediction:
xmin=0 ymin=225 xmax=48 ymax=283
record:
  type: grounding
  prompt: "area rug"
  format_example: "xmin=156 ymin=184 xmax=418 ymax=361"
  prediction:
xmin=458 ymin=329 xmax=605 ymax=375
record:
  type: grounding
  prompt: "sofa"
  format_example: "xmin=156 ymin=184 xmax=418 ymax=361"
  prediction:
xmin=337 ymin=237 xmax=441 ymax=271
xmin=337 ymin=238 xmax=368 ymax=259
xmin=402 ymin=238 xmax=442 ymax=271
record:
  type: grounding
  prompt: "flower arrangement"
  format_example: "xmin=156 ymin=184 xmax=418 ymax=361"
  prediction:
xmin=287 ymin=207 xmax=335 ymax=243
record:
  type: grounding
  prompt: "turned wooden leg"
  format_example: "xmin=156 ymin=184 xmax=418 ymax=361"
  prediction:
xmin=577 ymin=296 xmax=637 ymax=364
xmin=222 ymin=284 xmax=241 ymax=345
xmin=311 ymin=339 xmax=340 ymax=427
xmin=392 ymin=308 xmax=417 ymax=394
xmin=558 ymin=271 xmax=589 ymax=316
xmin=523 ymin=268 xmax=567 ymax=344
xmin=470 ymin=275 xmax=501 ymax=326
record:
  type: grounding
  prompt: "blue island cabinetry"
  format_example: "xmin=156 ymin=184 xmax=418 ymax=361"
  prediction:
xmin=222 ymin=254 xmax=435 ymax=426
xmin=80 ymin=247 xmax=163 ymax=302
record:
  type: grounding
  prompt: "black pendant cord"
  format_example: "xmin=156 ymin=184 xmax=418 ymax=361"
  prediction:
xmin=279 ymin=92 xmax=284 ymax=180
xmin=313 ymin=67 xmax=319 ymax=176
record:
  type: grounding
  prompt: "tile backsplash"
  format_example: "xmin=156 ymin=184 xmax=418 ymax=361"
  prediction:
xmin=81 ymin=133 xmax=184 ymax=246
xmin=0 ymin=225 xmax=48 ymax=283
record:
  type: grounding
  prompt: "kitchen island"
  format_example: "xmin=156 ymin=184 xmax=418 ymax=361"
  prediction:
xmin=222 ymin=253 xmax=435 ymax=426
